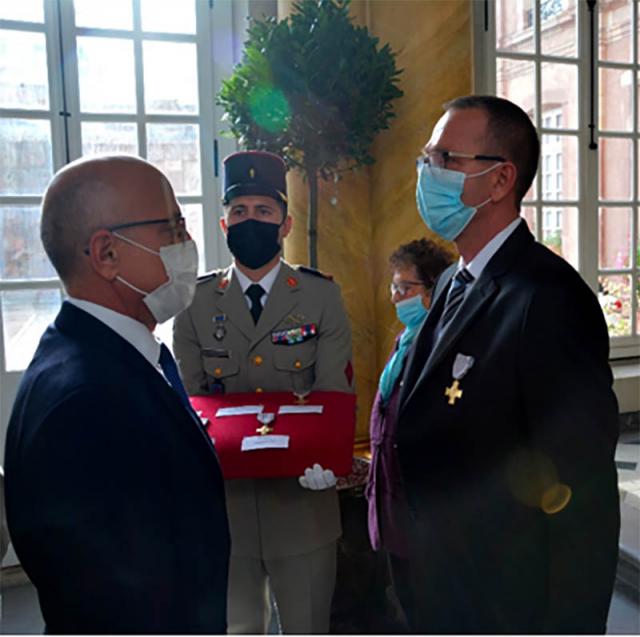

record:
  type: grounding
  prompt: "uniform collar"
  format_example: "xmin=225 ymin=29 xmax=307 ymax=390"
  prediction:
xmin=233 ymin=260 xmax=282 ymax=296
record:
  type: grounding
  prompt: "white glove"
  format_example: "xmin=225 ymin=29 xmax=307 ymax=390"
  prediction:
xmin=298 ymin=463 xmax=337 ymax=490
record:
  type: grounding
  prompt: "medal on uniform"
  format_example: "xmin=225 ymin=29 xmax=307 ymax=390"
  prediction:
xmin=271 ymin=323 xmax=317 ymax=345
xmin=286 ymin=313 xmax=305 ymax=326
xmin=445 ymin=353 xmax=474 ymax=406
xmin=213 ymin=314 xmax=227 ymax=341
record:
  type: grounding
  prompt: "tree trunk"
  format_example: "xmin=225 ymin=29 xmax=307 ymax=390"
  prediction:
xmin=306 ymin=163 xmax=319 ymax=268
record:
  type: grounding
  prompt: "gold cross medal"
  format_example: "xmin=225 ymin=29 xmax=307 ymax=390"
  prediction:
xmin=445 ymin=353 xmax=475 ymax=406
xmin=256 ymin=412 xmax=275 ymax=436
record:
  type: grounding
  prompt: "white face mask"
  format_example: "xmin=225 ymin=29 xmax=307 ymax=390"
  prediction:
xmin=114 ymin=233 xmax=198 ymax=324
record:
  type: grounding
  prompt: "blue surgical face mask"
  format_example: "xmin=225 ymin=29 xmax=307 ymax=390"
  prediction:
xmin=415 ymin=162 xmax=501 ymax=241
xmin=395 ymin=294 xmax=429 ymax=327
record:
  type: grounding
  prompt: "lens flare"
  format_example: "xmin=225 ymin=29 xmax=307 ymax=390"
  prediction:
xmin=248 ymin=86 xmax=290 ymax=134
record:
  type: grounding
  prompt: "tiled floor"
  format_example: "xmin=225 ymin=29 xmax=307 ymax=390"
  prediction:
xmin=1 ymin=584 xmax=43 ymax=634
xmin=0 ymin=578 xmax=637 ymax=634
xmin=608 ymin=581 xmax=640 ymax=634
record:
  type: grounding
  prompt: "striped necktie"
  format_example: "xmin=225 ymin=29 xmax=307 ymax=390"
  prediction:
xmin=439 ymin=267 xmax=474 ymax=330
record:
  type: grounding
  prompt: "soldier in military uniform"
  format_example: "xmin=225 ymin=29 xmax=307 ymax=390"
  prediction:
xmin=173 ymin=151 xmax=354 ymax=634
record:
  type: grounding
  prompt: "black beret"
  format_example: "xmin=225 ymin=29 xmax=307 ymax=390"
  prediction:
xmin=222 ymin=151 xmax=288 ymax=207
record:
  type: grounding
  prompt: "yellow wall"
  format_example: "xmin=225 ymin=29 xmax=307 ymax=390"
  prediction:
xmin=367 ymin=0 xmax=471 ymax=372
xmin=278 ymin=0 xmax=472 ymax=449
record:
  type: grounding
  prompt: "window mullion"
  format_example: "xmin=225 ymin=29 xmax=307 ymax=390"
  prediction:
xmin=132 ymin=0 xmax=147 ymax=160
xmin=208 ymin=0 xmax=240 ymax=269
xmin=196 ymin=0 xmax=222 ymax=271
xmin=578 ymin=0 xmax=598 ymax=293
xmin=631 ymin=0 xmax=638 ymax=339
xmin=44 ymin=0 xmax=71 ymax=171
xmin=56 ymin=0 xmax=82 ymax=163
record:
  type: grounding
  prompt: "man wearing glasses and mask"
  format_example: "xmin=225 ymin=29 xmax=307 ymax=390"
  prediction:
xmin=4 ymin=155 xmax=230 ymax=634
xmin=395 ymin=96 xmax=620 ymax=633
xmin=173 ymin=150 xmax=354 ymax=634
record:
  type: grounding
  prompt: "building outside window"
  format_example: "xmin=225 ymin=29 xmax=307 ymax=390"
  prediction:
xmin=477 ymin=0 xmax=640 ymax=355
xmin=0 ymin=0 xmax=241 ymax=484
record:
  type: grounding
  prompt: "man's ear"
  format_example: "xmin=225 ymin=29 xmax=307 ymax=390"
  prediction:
xmin=219 ymin=216 xmax=228 ymax=236
xmin=491 ymin=162 xmax=518 ymax=204
xmin=87 ymin=230 xmax=119 ymax=280
xmin=280 ymin=214 xmax=293 ymax=239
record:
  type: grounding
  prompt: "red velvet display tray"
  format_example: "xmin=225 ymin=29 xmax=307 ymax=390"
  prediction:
xmin=190 ymin=391 xmax=356 ymax=480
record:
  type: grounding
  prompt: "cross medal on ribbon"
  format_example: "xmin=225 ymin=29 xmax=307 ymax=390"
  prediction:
xmin=445 ymin=353 xmax=475 ymax=405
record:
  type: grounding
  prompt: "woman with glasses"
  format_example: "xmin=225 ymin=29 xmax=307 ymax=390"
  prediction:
xmin=365 ymin=238 xmax=453 ymax=628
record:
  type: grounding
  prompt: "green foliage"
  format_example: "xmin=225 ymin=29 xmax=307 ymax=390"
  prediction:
xmin=543 ymin=230 xmax=562 ymax=253
xmin=217 ymin=0 xmax=403 ymax=178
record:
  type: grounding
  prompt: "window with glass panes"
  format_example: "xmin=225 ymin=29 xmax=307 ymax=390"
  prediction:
xmin=0 ymin=0 xmax=238 ymax=466
xmin=474 ymin=0 xmax=640 ymax=358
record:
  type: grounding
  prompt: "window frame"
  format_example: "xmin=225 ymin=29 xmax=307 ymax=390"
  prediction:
xmin=473 ymin=0 xmax=640 ymax=360
xmin=0 ymin=0 xmax=247 ymax=472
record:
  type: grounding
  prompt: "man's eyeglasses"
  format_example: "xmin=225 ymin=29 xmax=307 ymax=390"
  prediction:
xmin=390 ymin=280 xmax=425 ymax=298
xmin=83 ymin=214 xmax=188 ymax=255
xmin=106 ymin=215 xmax=187 ymax=239
xmin=417 ymin=150 xmax=506 ymax=169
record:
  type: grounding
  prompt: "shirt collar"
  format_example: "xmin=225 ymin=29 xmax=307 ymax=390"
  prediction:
xmin=460 ymin=217 xmax=523 ymax=281
xmin=233 ymin=260 xmax=282 ymax=296
xmin=66 ymin=297 xmax=161 ymax=369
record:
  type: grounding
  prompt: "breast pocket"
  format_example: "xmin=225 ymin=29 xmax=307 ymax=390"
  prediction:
xmin=202 ymin=356 xmax=240 ymax=392
xmin=273 ymin=343 xmax=316 ymax=395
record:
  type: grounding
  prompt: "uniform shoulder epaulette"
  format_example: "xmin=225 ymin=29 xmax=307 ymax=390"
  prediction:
xmin=196 ymin=270 xmax=223 ymax=285
xmin=296 ymin=265 xmax=334 ymax=282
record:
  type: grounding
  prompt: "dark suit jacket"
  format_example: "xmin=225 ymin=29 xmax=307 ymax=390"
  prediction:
xmin=397 ymin=221 xmax=620 ymax=634
xmin=4 ymin=302 xmax=230 ymax=634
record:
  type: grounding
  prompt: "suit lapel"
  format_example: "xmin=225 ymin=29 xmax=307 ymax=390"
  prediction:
xmin=425 ymin=277 xmax=498 ymax=375
xmin=214 ymin=267 xmax=256 ymax=341
xmin=250 ymin=263 xmax=298 ymax=349
xmin=57 ymin=302 xmax=215 ymax=450
xmin=400 ymin=220 xmax=534 ymax=413
xmin=400 ymin=265 xmax=454 ymax=403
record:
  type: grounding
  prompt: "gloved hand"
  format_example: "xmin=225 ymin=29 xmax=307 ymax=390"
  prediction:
xmin=298 ymin=463 xmax=337 ymax=490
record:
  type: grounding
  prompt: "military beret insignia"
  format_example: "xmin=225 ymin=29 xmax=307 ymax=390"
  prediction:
xmin=271 ymin=323 xmax=318 ymax=345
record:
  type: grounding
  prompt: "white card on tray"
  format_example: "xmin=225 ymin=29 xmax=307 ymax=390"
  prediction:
xmin=241 ymin=435 xmax=290 ymax=451
xmin=215 ymin=405 xmax=264 ymax=417
xmin=277 ymin=405 xmax=324 ymax=415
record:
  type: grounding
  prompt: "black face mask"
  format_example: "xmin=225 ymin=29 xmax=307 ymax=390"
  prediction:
xmin=226 ymin=219 xmax=282 ymax=270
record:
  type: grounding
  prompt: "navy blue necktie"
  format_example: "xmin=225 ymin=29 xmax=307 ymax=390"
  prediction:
xmin=439 ymin=267 xmax=474 ymax=330
xmin=159 ymin=343 xmax=193 ymax=412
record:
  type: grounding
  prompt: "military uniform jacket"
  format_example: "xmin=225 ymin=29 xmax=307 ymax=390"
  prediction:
xmin=174 ymin=260 xmax=354 ymax=559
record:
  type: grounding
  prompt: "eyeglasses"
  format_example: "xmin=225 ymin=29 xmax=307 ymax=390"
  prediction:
xmin=417 ymin=150 xmax=506 ymax=169
xmin=390 ymin=280 xmax=425 ymax=298
xmin=107 ymin=215 xmax=187 ymax=240
xmin=83 ymin=214 xmax=188 ymax=255
xmin=107 ymin=214 xmax=188 ymax=244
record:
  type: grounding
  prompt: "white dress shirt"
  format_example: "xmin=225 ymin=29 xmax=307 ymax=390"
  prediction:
xmin=435 ymin=217 xmax=523 ymax=341
xmin=462 ymin=216 xmax=523 ymax=283
xmin=67 ymin=297 xmax=162 ymax=372
xmin=233 ymin=260 xmax=282 ymax=310
xmin=447 ymin=216 xmax=524 ymax=310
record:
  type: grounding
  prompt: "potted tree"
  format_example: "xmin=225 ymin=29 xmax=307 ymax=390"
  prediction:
xmin=217 ymin=0 xmax=403 ymax=267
